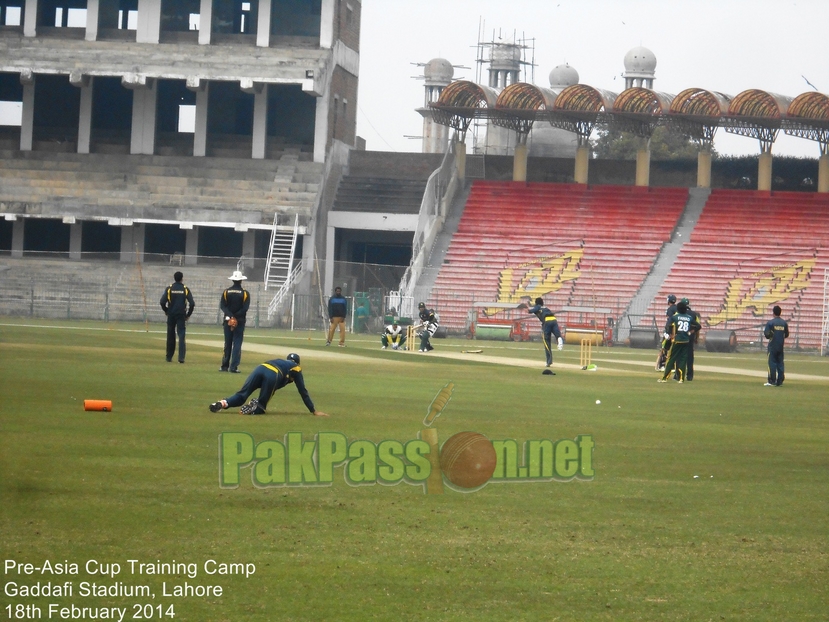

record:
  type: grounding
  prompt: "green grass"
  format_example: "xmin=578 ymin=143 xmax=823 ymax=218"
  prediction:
xmin=1 ymin=320 xmax=828 ymax=621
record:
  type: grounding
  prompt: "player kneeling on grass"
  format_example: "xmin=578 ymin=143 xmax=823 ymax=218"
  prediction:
xmin=209 ymin=353 xmax=328 ymax=416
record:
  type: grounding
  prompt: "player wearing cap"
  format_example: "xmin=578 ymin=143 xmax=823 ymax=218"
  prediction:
xmin=382 ymin=319 xmax=406 ymax=350
xmin=209 ymin=353 xmax=329 ymax=416
xmin=219 ymin=269 xmax=251 ymax=373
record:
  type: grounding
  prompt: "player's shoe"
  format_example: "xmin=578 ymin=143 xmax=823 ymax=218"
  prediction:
xmin=240 ymin=399 xmax=262 ymax=415
xmin=657 ymin=378 xmax=667 ymax=383
xmin=381 ymin=345 xmax=387 ymax=349
xmin=677 ymin=380 xmax=684 ymax=384
xmin=763 ymin=382 xmax=774 ymax=386
xmin=209 ymin=400 xmax=226 ymax=412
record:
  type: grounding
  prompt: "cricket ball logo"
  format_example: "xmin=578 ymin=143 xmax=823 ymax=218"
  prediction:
xmin=420 ymin=382 xmax=498 ymax=494
xmin=496 ymin=247 xmax=583 ymax=308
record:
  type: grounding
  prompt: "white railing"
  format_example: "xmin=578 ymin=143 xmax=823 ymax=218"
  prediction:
xmin=267 ymin=260 xmax=303 ymax=320
xmin=398 ymin=146 xmax=457 ymax=301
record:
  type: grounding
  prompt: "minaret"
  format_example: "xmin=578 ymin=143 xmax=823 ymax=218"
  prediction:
xmin=417 ymin=58 xmax=453 ymax=153
xmin=623 ymin=46 xmax=657 ymax=89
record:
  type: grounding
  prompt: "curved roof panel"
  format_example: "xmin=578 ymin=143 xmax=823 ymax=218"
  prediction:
xmin=552 ymin=84 xmax=616 ymax=113
xmin=495 ymin=82 xmax=557 ymax=111
xmin=612 ymin=87 xmax=673 ymax=115
xmin=728 ymin=89 xmax=792 ymax=118
xmin=434 ymin=80 xmax=498 ymax=109
xmin=787 ymin=91 xmax=829 ymax=123
xmin=669 ymin=88 xmax=732 ymax=117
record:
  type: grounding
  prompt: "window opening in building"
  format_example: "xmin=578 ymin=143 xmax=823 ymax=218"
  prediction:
xmin=1 ymin=4 xmax=22 ymax=25
xmin=0 ymin=102 xmax=23 ymax=126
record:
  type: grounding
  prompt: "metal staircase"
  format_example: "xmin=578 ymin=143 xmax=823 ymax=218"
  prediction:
xmin=265 ymin=214 xmax=300 ymax=320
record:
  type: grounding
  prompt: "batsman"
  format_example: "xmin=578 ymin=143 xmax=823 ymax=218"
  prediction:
xmin=656 ymin=294 xmax=678 ymax=371
xmin=658 ymin=299 xmax=700 ymax=383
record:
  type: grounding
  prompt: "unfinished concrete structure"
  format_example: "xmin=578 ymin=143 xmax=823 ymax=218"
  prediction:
xmin=0 ymin=0 xmax=361 ymax=298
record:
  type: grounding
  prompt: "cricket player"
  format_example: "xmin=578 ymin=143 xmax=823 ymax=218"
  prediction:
xmin=209 ymin=353 xmax=328 ymax=416
xmin=656 ymin=294 xmax=677 ymax=371
xmin=763 ymin=305 xmax=789 ymax=386
xmin=417 ymin=302 xmax=439 ymax=352
xmin=658 ymin=300 xmax=700 ymax=383
xmin=382 ymin=319 xmax=406 ymax=350
xmin=522 ymin=297 xmax=563 ymax=368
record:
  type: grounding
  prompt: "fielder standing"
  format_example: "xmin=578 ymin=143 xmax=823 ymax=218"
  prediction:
xmin=764 ymin=305 xmax=789 ymax=387
xmin=220 ymin=270 xmax=250 ymax=373
xmin=160 ymin=271 xmax=195 ymax=363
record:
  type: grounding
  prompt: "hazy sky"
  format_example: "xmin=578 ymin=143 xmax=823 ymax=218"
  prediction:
xmin=356 ymin=0 xmax=828 ymax=158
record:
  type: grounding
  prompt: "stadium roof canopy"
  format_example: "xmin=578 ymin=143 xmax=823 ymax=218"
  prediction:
xmin=431 ymin=83 xmax=829 ymax=150
xmin=492 ymin=82 xmax=557 ymax=135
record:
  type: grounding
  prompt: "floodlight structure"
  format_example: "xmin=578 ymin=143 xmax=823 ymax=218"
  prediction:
xmin=668 ymin=88 xmax=733 ymax=188
xmin=723 ymin=89 xmax=793 ymax=191
xmin=784 ymin=92 xmax=829 ymax=192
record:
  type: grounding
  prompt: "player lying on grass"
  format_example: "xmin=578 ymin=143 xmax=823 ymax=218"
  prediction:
xmin=209 ymin=353 xmax=329 ymax=416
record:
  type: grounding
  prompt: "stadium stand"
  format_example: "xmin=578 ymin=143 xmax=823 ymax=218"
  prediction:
xmin=641 ymin=190 xmax=829 ymax=350
xmin=428 ymin=181 xmax=689 ymax=336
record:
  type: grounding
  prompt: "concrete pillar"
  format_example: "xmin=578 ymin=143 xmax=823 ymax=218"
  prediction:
xmin=85 ymin=0 xmax=100 ymax=41
xmin=635 ymin=146 xmax=651 ymax=187
xmin=456 ymin=141 xmax=466 ymax=181
xmin=320 ymin=0 xmax=335 ymax=48
xmin=817 ymin=153 xmax=829 ymax=194
xmin=251 ymin=84 xmax=268 ymax=159
xmin=187 ymin=78 xmax=209 ymax=157
xmin=198 ymin=0 xmax=212 ymax=44
xmin=119 ymin=224 xmax=145 ymax=263
xmin=696 ymin=149 xmax=712 ymax=188
xmin=185 ymin=228 xmax=198 ymax=266
xmin=512 ymin=142 xmax=528 ymax=182
xmin=757 ymin=151 xmax=773 ymax=192
xmin=19 ymin=77 xmax=35 ymax=152
xmin=313 ymin=89 xmax=329 ymax=163
xmin=129 ymin=80 xmax=158 ymax=155
xmin=242 ymin=230 xmax=255 ymax=266
xmin=324 ymin=224 xmax=336 ymax=297
xmin=75 ymin=76 xmax=94 ymax=154
xmin=11 ymin=219 xmax=24 ymax=258
xmin=136 ymin=0 xmax=161 ymax=43
xmin=23 ymin=0 xmax=36 ymax=36
xmin=256 ymin=0 xmax=271 ymax=47
xmin=574 ymin=144 xmax=590 ymax=184
xmin=69 ymin=222 xmax=82 ymax=260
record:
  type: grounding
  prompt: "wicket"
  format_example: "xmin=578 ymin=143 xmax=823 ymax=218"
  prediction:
xmin=406 ymin=325 xmax=417 ymax=351
xmin=580 ymin=338 xmax=593 ymax=370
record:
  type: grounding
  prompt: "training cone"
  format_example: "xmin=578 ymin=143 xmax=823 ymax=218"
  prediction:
xmin=84 ymin=399 xmax=113 ymax=412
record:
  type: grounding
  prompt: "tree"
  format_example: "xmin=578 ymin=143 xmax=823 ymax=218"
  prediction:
xmin=591 ymin=126 xmax=714 ymax=160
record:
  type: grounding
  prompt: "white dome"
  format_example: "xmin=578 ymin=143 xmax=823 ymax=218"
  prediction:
xmin=624 ymin=46 xmax=657 ymax=74
xmin=424 ymin=58 xmax=454 ymax=82
xmin=549 ymin=63 xmax=579 ymax=88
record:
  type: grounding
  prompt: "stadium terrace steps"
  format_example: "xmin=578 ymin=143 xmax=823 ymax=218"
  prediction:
xmin=641 ymin=189 xmax=829 ymax=349
xmin=0 ymin=149 xmax=323 ymax=225
xmin=428 ymin=181 xmax=688 ymax=334
xmin=331 ymin=177 xmax=428 ymax=214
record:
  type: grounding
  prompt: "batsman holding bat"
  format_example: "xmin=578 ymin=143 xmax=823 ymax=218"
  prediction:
xmin=656 ymin=294 xmax=678 ymax=372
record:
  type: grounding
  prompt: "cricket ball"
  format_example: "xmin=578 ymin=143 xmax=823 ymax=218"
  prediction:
xmin=440 ymin=432 xmax=497 ymax=489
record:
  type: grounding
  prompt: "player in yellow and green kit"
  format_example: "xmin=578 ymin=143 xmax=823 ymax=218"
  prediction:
xmin=658 ymin=300 xmax=700 ymax=384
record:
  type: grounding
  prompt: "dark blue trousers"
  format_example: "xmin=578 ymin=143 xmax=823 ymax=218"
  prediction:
xmin=166 ymin=313 xmax=187 ymax=361
xmin=767 ymin=350 xmax=785 ymax=386
xmin=221 ymin=322 xmax=246 ymax=371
